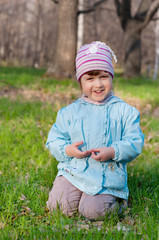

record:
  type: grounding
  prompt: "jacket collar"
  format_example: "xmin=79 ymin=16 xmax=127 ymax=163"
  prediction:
xmin=79 ymin=94 xmax=124 ymax=106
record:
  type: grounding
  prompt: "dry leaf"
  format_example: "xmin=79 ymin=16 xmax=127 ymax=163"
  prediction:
xmin=0 ymin=222 xmax=4 ymax=229
xmin=77 ymin=224 xmax=90 ymax=231
xmin=19 ymin=194 xmax=26 ymax=201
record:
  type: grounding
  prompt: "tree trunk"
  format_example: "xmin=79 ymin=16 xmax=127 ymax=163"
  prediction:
xmin=124 ymin=20 xmax=141 ymax=78
xmin=77 ymin=0 xmax=84 ymax=51
xmin=114 ymin=0 xmax=159 ymax=78
xmin=153 ymin=9 xmax=159 ymax=80
xmin=47 ymin=0 xmax=78 ymax=79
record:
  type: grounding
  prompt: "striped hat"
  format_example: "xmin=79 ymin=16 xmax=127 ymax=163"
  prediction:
xmin=76 ymin=41 xmax=117 ymax=82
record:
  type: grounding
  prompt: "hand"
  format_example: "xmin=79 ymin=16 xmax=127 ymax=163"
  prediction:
xmin=65 ymin=141 xmax=92 ymax=159
xmin=91 ymin=147 xmax=115 ymax=162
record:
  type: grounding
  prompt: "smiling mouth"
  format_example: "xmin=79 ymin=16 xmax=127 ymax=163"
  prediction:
xmin=94 ymin=90 xmax=104 ymax=94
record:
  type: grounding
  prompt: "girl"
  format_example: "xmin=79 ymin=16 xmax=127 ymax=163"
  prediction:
xmin=46 ymin=41 xmax=144 ymax=220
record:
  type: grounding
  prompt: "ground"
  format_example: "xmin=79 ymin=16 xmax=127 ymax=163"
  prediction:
xmin=0 ymin=86 xmax=158 ymax=117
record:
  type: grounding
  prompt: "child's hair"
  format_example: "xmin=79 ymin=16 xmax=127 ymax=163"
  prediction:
xmin=76 ymin=41 xmax=117 ymax=82
xmin=79 ymin=70 xmax=101 ymax=89
xmin=85 ymin=70 xmax=102 ymax=76
xmin=78 ymin=70 xmax=112 ymax=90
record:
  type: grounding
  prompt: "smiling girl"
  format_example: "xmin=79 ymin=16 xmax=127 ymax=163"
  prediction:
xmin=46 ymin=41 xmax=144 ymax=220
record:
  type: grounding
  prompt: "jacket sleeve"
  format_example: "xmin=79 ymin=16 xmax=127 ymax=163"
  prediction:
xmin=46 ymin=108 xmax=72 ymax=162
xmin=111 ymin=106 xmax=144 ymax=163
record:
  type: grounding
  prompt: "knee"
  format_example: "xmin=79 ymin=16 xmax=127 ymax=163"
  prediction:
xmin=47 ymin=176 xmax=82 ymax=217
xmin=47 ymin=194 xmax=75 ymax=216
xmin=79 ymin=195 xmax=118 ymax=220
xmin=47 ymin=191 xmax=79 ymax=217
xmin=79 ymin=196 xmax=102 ymax=219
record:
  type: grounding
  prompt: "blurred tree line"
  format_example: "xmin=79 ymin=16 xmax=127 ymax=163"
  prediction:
xmin=0 ymin=0 xmax=158 ymax=78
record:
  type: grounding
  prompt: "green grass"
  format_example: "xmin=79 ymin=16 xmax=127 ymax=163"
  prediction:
xmin=0 ymin=66 xmax=78 ymax=92
xmin=0 ymin=67 xmax=45 ymax=88
xmin=0 ymin=67 xmax=159 ymax=239
xmin=114 ymin=74 xmax=159 ymax=107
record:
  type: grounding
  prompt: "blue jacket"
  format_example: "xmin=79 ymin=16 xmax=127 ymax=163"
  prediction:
xmin=46 ymin=96 xmax=144 ymax=199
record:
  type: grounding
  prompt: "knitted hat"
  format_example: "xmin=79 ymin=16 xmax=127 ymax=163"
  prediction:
xmin=76 ymin=41 xmax=117 ymax=82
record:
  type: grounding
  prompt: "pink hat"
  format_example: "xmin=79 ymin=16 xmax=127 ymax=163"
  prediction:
xmin=75 ymin=41 xmax=117 ymax=82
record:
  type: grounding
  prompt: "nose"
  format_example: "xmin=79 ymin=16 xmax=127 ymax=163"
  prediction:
xmin=95 ymin=77 xmax=103 ymax=87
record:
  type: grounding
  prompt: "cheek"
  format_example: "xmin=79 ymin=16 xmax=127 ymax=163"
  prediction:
xmin=81 ymin=82 xmax=91 ymax=92
xmin=82 ymin=86 xmax=90 ymax=94
xmin=107 ymin=81 xmax=113 ymax=90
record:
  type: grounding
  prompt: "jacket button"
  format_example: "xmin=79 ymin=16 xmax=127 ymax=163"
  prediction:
xmin=108 ymin=163 xmax=115 ymax=171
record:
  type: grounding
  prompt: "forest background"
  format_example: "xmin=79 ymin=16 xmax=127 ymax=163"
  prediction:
xmin=0 ymin=0 xmax=159 ymax=79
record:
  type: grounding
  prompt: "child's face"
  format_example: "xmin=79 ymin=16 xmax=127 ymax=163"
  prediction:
xmin=80 ymin=70 xmax=113 ymax=102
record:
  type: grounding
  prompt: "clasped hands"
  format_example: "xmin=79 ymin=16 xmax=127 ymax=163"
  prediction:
xmin=65 ymin=141 xmax=115 ymax=162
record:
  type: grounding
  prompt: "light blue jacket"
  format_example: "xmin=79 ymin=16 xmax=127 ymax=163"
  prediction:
xmin=46 ymin=96 xmax=144 ymax=199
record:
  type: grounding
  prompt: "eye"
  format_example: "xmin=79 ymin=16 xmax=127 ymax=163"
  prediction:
xmin=86 ymin=77 xmax=93 ymax=81
xmin=100 ymin=75 xmax=109 ymax=79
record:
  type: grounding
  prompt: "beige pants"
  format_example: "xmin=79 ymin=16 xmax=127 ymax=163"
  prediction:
xmin=47 ymin=176 xmax=123 ymax=220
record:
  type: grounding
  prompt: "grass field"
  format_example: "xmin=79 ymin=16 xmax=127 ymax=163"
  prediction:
xmin=0 ymin=67 xmax=159 ymax=239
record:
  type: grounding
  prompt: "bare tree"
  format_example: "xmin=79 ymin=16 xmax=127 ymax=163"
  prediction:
xmin=0 ymin=0 xmax=157 ymax=79
xmin=77 ymin=0 xmax=84 ymax=50
xmin=114 ymin=0 xmax=159 ymax=78
xmin=46 ymin=0 xmax=108 ymax=79
xmin=153 ymin=9 xmax=159 ymax=79
xmin=47 ymin=0 xmax=78 ymax=79
xmin=0 ymin=0 xmax=58 ymax=67
xmin=25 ymin=0 xmax=57 ymax=67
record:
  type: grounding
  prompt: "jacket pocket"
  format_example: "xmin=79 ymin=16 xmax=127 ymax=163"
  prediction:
xmin=103 ymin=162 xmax=127 ymax=190
xmin=63 ymin=158 xmax=87 ymax=176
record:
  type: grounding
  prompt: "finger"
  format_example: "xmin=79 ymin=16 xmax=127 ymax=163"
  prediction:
xmin=78 ymin=150 xmax=91 ymax=158
xmin=91 ymin=152 xmax=101 ymax=160
xmin=91 ymin=148 xmax=101 ymax=152
xmin=73 ymin=141 xmax=84 ymax=147
xmin=83 ymin=150 xmax=92 ymax=157
xmin=73 ymin=148 xmax=86 ymax=158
